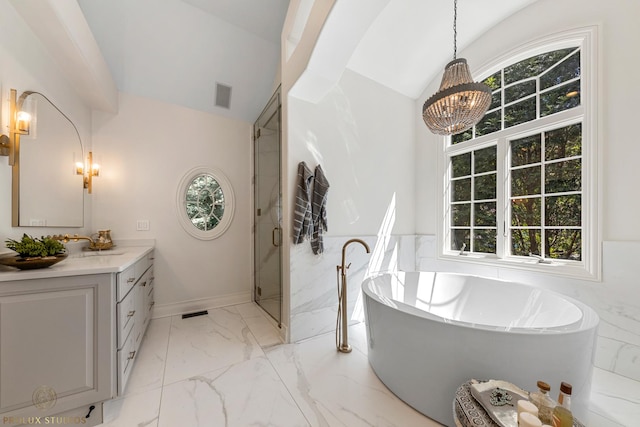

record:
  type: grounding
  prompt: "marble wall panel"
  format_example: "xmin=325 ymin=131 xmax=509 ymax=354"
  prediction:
xmin=289 ymin=235 xmax=406 ymax=342
xmin=414 ymin=235 xmax=640 ymax=385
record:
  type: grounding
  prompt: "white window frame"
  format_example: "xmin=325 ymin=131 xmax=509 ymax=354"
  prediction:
xmin=176 ymin=166 xmax=235 ymax=240
xmin=437 ymin=27 xmax=600 ymax=280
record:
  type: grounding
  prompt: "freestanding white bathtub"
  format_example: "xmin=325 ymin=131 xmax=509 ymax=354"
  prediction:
xmin=362 ymin=272 xmax=599 ymax=426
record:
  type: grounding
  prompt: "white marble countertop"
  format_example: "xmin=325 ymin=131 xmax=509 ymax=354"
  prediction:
xmin=0 ymin=241 xmax=154 ymax=282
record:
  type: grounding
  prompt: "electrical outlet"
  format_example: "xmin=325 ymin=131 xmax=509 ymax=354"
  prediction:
xmin=136 ymin=220 xmax=150 ymax=231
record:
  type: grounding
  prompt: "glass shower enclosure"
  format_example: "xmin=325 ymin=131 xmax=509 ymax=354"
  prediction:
xmin=253 ymin=89 xmax=282 ymax=325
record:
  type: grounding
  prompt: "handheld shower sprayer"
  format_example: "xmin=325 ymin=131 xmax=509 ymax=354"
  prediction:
xmin=336 ymin=238 xmax=371 ymax=353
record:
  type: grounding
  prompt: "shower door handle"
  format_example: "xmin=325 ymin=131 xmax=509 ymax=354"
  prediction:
xmin=272 ymin=227 xmax=281 ymax=247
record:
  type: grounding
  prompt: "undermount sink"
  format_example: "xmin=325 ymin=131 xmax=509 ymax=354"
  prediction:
xmin=72 ymin=249 xmax=127 ymax=258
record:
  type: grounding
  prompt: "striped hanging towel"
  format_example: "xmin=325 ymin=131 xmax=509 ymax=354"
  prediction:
xmin=292 ymin=161 xmax=314 ymax=244
xmin=311 ymin=164 xmax=329 ymax=254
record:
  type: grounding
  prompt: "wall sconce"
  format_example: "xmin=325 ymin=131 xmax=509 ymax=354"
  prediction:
xmin=0 ymin=89 xmax=32 ymax=165
xmin=16 ymin=111 xmax=31 ymax=134
xmin=0 ymin=135 xmax=10 ymax=159
xmin=76 ymin=151 xmax=100 ymax=194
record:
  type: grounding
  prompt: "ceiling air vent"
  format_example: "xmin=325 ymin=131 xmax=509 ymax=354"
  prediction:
xmin=215 ymin=83 xmax=232 ymax=109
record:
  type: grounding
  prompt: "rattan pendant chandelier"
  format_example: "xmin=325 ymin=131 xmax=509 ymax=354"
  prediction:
xmin=422 ymin=0 xmax=492 ymax=136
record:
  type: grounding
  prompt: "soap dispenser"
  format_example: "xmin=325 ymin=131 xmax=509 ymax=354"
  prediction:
xmin=90 ymin=229 xmax=113 ymax=250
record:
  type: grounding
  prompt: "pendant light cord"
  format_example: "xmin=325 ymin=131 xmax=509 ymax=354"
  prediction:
xmin=453 ymin=0 xmax=457 ymax=60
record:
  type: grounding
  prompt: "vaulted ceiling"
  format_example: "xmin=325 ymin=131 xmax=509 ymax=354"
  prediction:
xmin=77 ymin=0 xmax=538 ymax=123
xmin=346 ymin=0 xmax=539 ymax=98
xmin=78 ymin=0 xmax=289 ymax=123
xmin=291 ymin=0 xmax=538 ymax=102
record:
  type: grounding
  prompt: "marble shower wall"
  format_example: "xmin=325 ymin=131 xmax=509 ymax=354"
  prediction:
xmin=290 ymin=233 xmax=639 ymax=389
xmin=289 ymin=235 xmax=415 ymax=343
xmin=414 ymin=235 xmax=640 ymax=386
xmin=290 ymin=233 xmax=639 ymax=387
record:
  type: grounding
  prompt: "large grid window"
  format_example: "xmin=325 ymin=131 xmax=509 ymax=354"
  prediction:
xmin=509 ymin=123 xmax=582 ymax=260
xmin=451 ymin=47 xmax=581 ymax=144
xmin=442 ymin=31 xmax=597 ymax=277
xmin=451 ymin=146 xmax=497 ymax=254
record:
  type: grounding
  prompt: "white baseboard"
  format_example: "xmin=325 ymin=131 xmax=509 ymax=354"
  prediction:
xmin=152 ymin=291 xmax=252 ymax=318
xmin=279 ymin=322 xmax=289 ymax=343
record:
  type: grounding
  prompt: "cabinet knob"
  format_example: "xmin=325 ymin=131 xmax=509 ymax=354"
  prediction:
xmin=127 ymin=277 xmax=135 ymax=283
xmin=127 ymin=310 xmax=136 ymax=318
xmin=128 ymin=350 xmax=136 ymax=360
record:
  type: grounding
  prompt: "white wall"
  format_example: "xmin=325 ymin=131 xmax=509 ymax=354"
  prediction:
xmin=283 ymin=0 xmax=638 ymax=422
xmin=289 ymin=69 xmax=415 ymax=237
xmin=78 ymin=0 xmax=280 ymax=123
xmin=91 ymin=92 xmax=252 ymax=314
xmin=414 ymin=0 xmax=640 ymax=425
xmin=0 ymin=0 xmax=255 ymax=317
xmin=280 ymin=0 xmax=337 ymax=338
xmin=287 ymin=69 xmax=414 ymax=341
xmin=0 ymin=0 xmax=93 ymax=245
xmin=416 ymin=0 xmax=640 ymax=241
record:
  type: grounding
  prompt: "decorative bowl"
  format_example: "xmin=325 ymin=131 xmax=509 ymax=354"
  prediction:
xmin=0 ymin=254 xmax=68 ymax=270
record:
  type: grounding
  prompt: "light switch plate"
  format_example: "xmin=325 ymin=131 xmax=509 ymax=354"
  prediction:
xmin=136 ymin=220 xmax=150 ymax=231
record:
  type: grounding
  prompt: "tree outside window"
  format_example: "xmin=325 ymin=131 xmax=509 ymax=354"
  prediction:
xmin=445 ymin=46 xmax=584 ymax=264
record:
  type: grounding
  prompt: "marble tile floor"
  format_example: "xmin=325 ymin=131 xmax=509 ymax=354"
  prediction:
xmin=102 ymin=302 xmax=439 ymax=427
xmin=102 ymin=302 xmax=638 ymax=427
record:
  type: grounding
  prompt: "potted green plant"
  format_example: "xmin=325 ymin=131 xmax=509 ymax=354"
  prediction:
xmin=0 ymin=234 xmax=67 ymax=270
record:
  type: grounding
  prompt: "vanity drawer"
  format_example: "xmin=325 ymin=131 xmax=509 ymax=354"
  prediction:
xmin=145 ymin=270 xmax=154 ymax=323
xmin=147 ymin=286 xmax=154 ymax=308
xmin=117 ymin=330 xmax=136 ymax=395
xmin=143 ymin=288 xmax=154 ymax=330
xmin=117 ymin=251 xmax=154 ymax=301
xmin=137 ymin=269 xmax=151 ymax=295
xmin=117 ymin=264 xmax=137 ymax=301
xmin=147 ymin=270 xmax=154 ymax=298
xmin=114 ymin=249 xmax=154 ymax=396
xmin=116 ymin=290 xmax=136 ymax=349
xmin=135 ymin=256 xmax=151 ymax=281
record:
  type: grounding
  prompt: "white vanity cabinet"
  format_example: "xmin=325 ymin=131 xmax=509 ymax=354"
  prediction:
xmin=0 ymin=245 xmax=154 ymax=426
xmin=137 ymin=264 xmax=155 ymax=344
xmin=115 ymin=251 xmax=154 ymax=395
xmin=0 ymin=274 xmax=114 ymax=425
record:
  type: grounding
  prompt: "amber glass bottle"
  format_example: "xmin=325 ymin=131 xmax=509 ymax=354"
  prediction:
xmin=552 ymin=382 xmax=573 ymax=427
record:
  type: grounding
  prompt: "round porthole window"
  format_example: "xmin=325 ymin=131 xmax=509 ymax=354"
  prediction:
xmin=176 ymin=166 xmax=235 ymax=240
